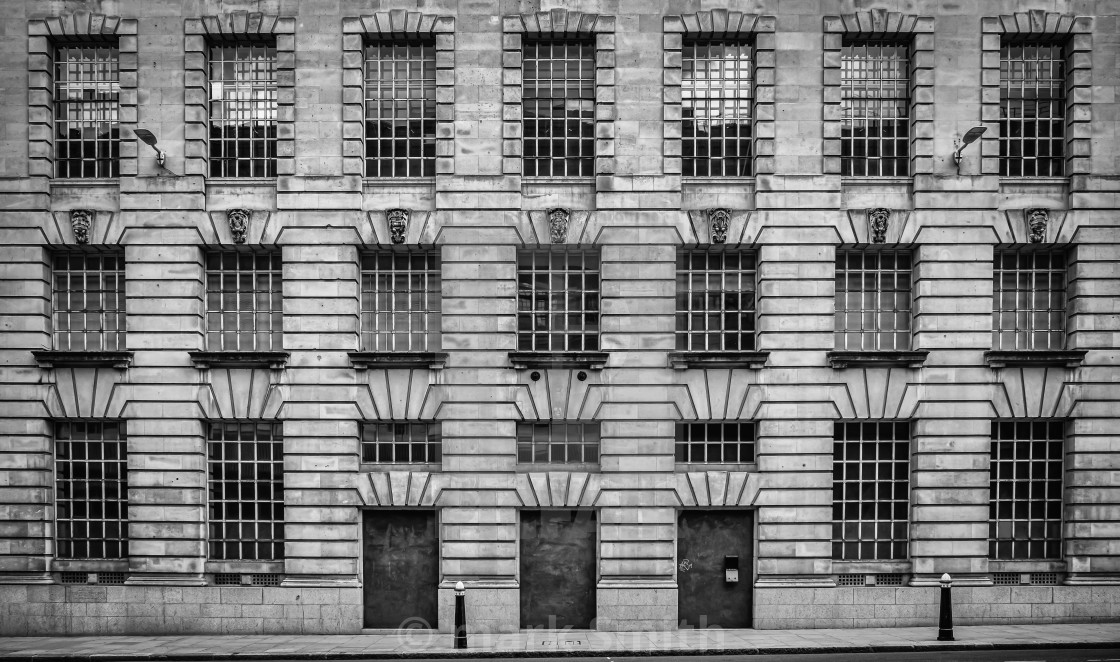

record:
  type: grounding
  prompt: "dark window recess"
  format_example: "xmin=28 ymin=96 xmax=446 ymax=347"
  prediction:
xmin=361 ymin=422 xmax=442 ymax=464
xmin=55 ymin=421 xmax=128 ymax=560
xmin=841 ymin=41 xmax=910 ymax=177
xmin=209 ymin=41 xmax=277 ymax=178
xmin=360 ymin=251 xmax=441 ymax=352
xmin=999 ymin=42 xmax=1065 ymax=177
xmin=682 ymin=39 xmax=753 ymax=177
xmin=52 ymin=251 xmax=126 ymax=352
xmin=55 ymin=43 xmax=120 ymax=178
xmin=522 ymin=39 xmax=595 ymax=177
xmin=207 ymin=422 xmax=284 ymax=561
xmin=516 ymin=249 xmax=600 ymax=352
xmin=835 ymin=248 xmax=913 ymax=351
xmin=675 ymin=421 xmax=756 ymax=464
xmin=676 ymin=250 xmax=756 ymax=351
xmin=989 ymin=420 xmax=1064 ymax=560
xmin=365 ymin=40 xmax=436 ymax=177
xmin=993 ymin=248 xmax=1067 ymax=351
xmin=832 ymin=421 xmax=911 ymax=561
xmin=517 ymin=422 xmax=600 ymax=465
xmin=205 ymin=251 xmax=283 ymax=352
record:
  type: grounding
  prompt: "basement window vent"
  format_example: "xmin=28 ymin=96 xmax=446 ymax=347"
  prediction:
xmin=251 ymin=573 xmax=281 ymax=586
xmin=96 ymin=572 xmax=127 ymax=585
xmin=1030 ymin=572 xmax=1059 ymax=585
xmin=60 ymin=571 xmax=89 ymax=584
xmin=993 ymin=572 xmax=1020 ymax=585
xmin=214 ymin=573 xmax=242 ymax=586
xmin=875 ymin=573 xmax=903 ymax=586
xmin=837 ymin=574 xmax=866 ymax=586
xmin=215 ymin=573 xmax=283 ymax=586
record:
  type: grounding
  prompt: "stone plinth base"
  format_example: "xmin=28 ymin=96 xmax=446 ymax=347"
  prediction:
xmin=596 ymin=582 xmax=677 ymax=631
xmin=437 ymin=581 xmax=518 ymax=634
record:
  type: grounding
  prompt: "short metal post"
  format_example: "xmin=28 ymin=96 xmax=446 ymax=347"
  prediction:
xmin=937 ymin=572 xmax=954 ymax=641
xmin=454 ymin=580 xmax=467 ymax=649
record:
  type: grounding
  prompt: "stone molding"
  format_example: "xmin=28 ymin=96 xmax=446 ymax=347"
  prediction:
xmin=501 ymin=10 xmax=616 ymax=176
xmin=979 ymin=11 xmax=1092 ymax=177
xmin=663 ymin=12 xmax=776 ymax=177
xmin=822 ymin=10 xmax=935 ymax=177
xmin=184 ymin=12 xmax=297 ymax=178
xmin=27 ymin=13 xmax=139 ymax=179
xmin=342 ymin=12 xmax=456 ymax=177
xmin=674 ymin=471 xmax=761 ymax=507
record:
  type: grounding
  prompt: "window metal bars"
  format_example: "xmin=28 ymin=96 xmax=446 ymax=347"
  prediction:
xmin=682 ymin=40 xmax=754 ymax=177
xmin=516 ymin=422 xmax=600 ymax=464
xmin=205 ymin=252 xmax=283 ymax=352
xmin=54 ymin=44 xmax=120 ymax=178
xmin=364 ymin=40 xmax=437 ymax=178
xmin=52 ymin=252 xmax=126 ymax=352
xmin=999 ymin=42 xmax=1065 ymax=177
xmin=841 ymin=41 xmax=909 ymax=177
xmin=834 ymin=248 xmax=913 ymax=351
xmin=675 ymin=250 xmax=756 ymax=351
xmin=522 ymin=39 xmax=596 ymax=177
xmin=361 ymin=422 xmax=442 ymax=464
xmin=516 ymin=249 xmax=600 ymax=352
xmin=989 ymin=420 xmax=1064 ymax=560
xmin=993 ymin=248 xmax=1067 ymax=350
xmin=675 ymin=422 xmax=756 ymax=463
xmin=209 ymin=42 xmax=278 ymax=178
xmin=207 ymin=422 xmax=284 ymax=561
xmin=55 ymin=421 xmax=128 ymax=559
xmin=359 ymin=252 xmax=440 ymax=352
xmin=832 ymin=421 xmax=911 ymax=561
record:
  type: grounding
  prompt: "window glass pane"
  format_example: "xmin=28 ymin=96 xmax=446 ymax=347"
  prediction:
xmin=365 ymin=40 xmax=436 ymax=177
xmin=516 ymin=422 xmax=600 ymax=465
xmin=55 ymin=421 xmax=129 ymax=559
xmin=834 ymin=248 xmax=912 ymax=350
xmin=207 ymin=422 xmax=284 ymax=560
xmin=841 ymin=41 xmax=910 ymax=177
xmin=988 ymin=419 xmax=1064 ymax=560
xmin=516 ymin=248 xmax=599 ymax=352
xmin=205 ymin=251 xmax=283 ymax=351
xmin=209 ymin=41 xmax=277 ymax=178
xmin=999 ymin=42 xmax=1065 ymax=177
xmin=523 ymin=39 xmax=595 ymax=177
xmin=831 ymin=421 xmax=910 ymax=561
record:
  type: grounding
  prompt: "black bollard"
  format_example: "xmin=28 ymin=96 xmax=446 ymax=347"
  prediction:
xmin=454 ymin=580 xmax=467 ymax=649
xmin=937 ymin=572 xmax=954 ymax=641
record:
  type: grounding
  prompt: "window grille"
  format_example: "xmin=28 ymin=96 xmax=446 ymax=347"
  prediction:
xmin=516 ymin=422 xmax=600 ymax=464
xmin=993 ymin=248 xmax=1066 ymax=350
xmin=992 ymin=571 xmax=1020 ymax=585
xmin=209 ymin=42 xmax=277 ymax=178
xmin=361 ymin=422 xmax=442 ymax=464
xmin=251 ymin=573 xmax=282 ymax=586
xmin=841 ymin=41 xmax=909 ymax=177
xmin=832 ymin=421 xmax=910 ymax=561
xmin=360 ymin=252 xmax=441 ymax=352
xmin=207 ymin=422 xmax=284 ymax=561
xmin=364 ymin=40 xmax=436 ymax=177
xmin=205 ymin=251 xmax=283 ymax=351
xmin=835 ymin=248 xmax=912 ymax=351
xmin=989 ymin=420 xmax=1063 ymax=560
xmin=516 ymin=249 xmax=600 ymax=352
xmin=1000 ymin=42 xmax=1064 ymax=177
xmin=522 ymin=39 xmax=595 ymax=177
xmin=1031 ymin=572 xmax=1059 ymax=585
xmin=96 ymin=571 xmax=126 ymax=584
xmin=682 ymin=40 xmax=753 ymax=177
xmin=875 ymin=573 xmax=903 ymax=586
xmin=837 ymin=574 xmax=865 ymax=586
xmin=60 ymin=571 xmax=89 ymax=584
xmin=676 ymin=250 xmax=756 ymax=351
xmin=55 ymin=421 xmax=128 ymax=559
xmin=214 ymin=572 xmax=241 ymax=586
xmin=675 ymin=422 xmax=756 ymax=463
xmin=54 ymin=43 xmax=120 ymax=178
xmin=51 ymin=251 xmax=126 ymax=352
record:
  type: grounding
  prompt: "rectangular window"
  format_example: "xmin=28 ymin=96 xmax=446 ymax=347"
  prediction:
xmin=209 ymin=41 xmax=277 ymax=178
xmin=360 ymin=251 xmax=440 ymax=352
xmin=364 ymin=40 xmax=436 ymax=178
xmin=516 ymin=249 xmax=600 ymax=352
xmin=676 ymin=249 xmax=756 ymax=351
xmin=361 ymin=422 xmax=441 ymax=464
xmin=993 ymin=248 xmax=1066 ymax=350
xmin=1000 ymin=42 xmax=1065 ymax=177
xmin=682 ymin=40 xmax=753 ymax=177
xmin=207 ymin=422 xmax=284 ymax=561
xmin=832 ymin=421 xmax=910 ymax=561
xmin=835 ymin=248 xmax=912 ymax=351
xmin=522 ymin=39 xmax=595 ymax=177
xmin=516 ymin=422 xmax=599 ymax=464
xmin=55 ymin=43 xmax=120 ymax=178
xmin=675 ymin=422 xmax=756 ymax=463
xmin=55 ymin=421 xmax=128 ymax=559
xmin=841 ymin=40 xmax=909 ymax=177
xmin=205 ymin=252 xmax=283 ymax=351
xmin=52 ymin=251 xmax=126 ymax=351
xmin=990 ymin=420 xmax=1064 ymax=560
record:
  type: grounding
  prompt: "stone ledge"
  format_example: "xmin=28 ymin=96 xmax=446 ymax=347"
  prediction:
xmin=667 ymin=350 xmax=769 ymax=370
xmin=984 ymin=350 xmax=1087 ymax=368
xmin=32 ymin=350 xmax=133 ymax=369
xmin=827 ymin=350 xmax=929 ymax=369
xmin=348 ymin=351 xmax=448 ymax=370
xmin=188 ymin=351 xmax=290 ymax=369
xmin=508 ymin=351 xmax=609 ymax=370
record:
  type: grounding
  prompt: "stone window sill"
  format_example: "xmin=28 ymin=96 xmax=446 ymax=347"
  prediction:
xmin=831 ymin=560 xmax=912 ymax=574
xmin=348 ymin=351 xmax=448 ymax=370
xmin=360 ymin=463 xmax=442 ymax=472
xmin=33 ymin=350 xmax=132 ymax=369
xmin=984 ymin=350 xmax=1086 ymax=368
xmin=204 ymin=561 xmax=284 ymax=574
xmin=508 ymin=351 xmax=609 ymax=370
xmin=189 ymin=351 xmax=289 ymax=369
xmin=51 ymin=559 xmax=129 ymax=572
xmin=515 ymin=463 xmax=600 ymax=473
xmin=827 ymin=350 xmax=928 ymax=369
xmin=667 ymin=351 xmax=768 ymax=370
xmin=987 ymin=560 xmax=1066 ymax=573
xmin=675 ymin=463 xmax=757 ymax=472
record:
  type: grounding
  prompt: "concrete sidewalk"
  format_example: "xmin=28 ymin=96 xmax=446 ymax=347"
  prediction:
xmin=0 ymin=623 xmax=1118 ymax=660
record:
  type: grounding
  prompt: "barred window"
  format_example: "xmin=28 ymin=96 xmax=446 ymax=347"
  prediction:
xmin=832 ymin=421 xmax=910 ymax=561
xmin=522 ymin=39 xmax=595 ymax=177
xmin=994 ymin=248 xmax=1067 ymax=351
xmin=55 ymin=421 xmax=128 ymax=559
xmin=52 ymin=251 xmax=126 ymax=351
xmin=841 ymin=41 xmax=909 ymax=177
xmin=1000 ymin=42 xmax=1065 ymax=177
xmin=517 ymin=422 xmax=599 ymax=464
xmin=205 ymin=252 xmax=283 ymax=351
xmin=682 ymin=40 xmax=753 ymax=177
xmin=835 ymin=248 xmax=912 ymax=351
xmin=54 ymin=43 xmax=120 ymax=178
xmin=517 ymin=249 xmax=599 ymax=352
xmin=209 ymin=42 xmax=277 ymax=178
xmin=675 ymin=422 xmax=755 ymax=464
xmin=360 ymin=252 xmax=440 ymax=352
xmin=364 ymin=40 xmax=436 ymax=178
xmin=676 ymin=250 xmax=756 ymax=351
xmin=361 ymin=422 xmax=441 ymax=464
xmin=207 ymin=422 xmax=284 ymax=561
xmin=990 ymin=420 xmax=1064 ymax=560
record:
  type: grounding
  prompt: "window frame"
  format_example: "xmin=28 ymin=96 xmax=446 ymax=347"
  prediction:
xmin=50 ymin=249 xmax=127 ymax=352
xmin=839 ymin=38 xmax=912 ymax=178
xmin=363 ymin=37 xmax=438 ymax=178
xmin=520 ymin=37 xmax=597 ymax=178
xmin=679 ymin=37 xmax=755 ymax=178
xmin=206 ymin=421 xmax=285 ymax=562
xmin=206 ymin=38 xmax=279 ymax=179
xmin=359 ymin=249 xmax=442 ymax=353
xmin=992 ymin=245 xmax=1069 ymax=351
xmin=833 ymin=246 xmax=915 ymax=352
xmin=831 ymin=420 xmax=912 ymax=562
xmin=674 ymin=421 xmax=756 ymax=465
xmin=988 ymin=419 xmax=1065 ymax=561
xmin=203 ymin=249 xmax=284 ymax=352
xmin=675 ymin=247 xmax=758 ymax=352
xmin=516 ymin=421 xmax=601 ymax=467
xmin=52 ymin=41 xmax=121 ymax=179
xmin=997 ymin=39 xmax=1067 ymax=178
xmin=54 ymin=420 xmax=129 ymax=560
xmin=515 ymin=247 xmax=601 ymax=353
xmin=361 ymin=421 xmax=442 ymax=465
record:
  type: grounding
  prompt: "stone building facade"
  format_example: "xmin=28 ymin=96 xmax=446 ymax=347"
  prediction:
xmin=0 ymin=0 xmax=1118 ymax=635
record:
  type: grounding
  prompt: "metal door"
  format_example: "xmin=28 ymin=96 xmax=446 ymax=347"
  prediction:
xmin=677 ymin=510 xmax=753 ymax=628
xmin=519 ymin=509 xmax=597 ymax=629
xmin=362 ymin=510 xmax=439 ymax=629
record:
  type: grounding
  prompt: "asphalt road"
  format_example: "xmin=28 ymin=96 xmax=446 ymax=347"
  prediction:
xmin=382 ymin=651 xmax=1120 ymax=662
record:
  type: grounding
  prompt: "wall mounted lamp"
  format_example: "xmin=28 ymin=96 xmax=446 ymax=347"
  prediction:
xmin=953 ymin=126 xmax=987 ymax=174
xmin=133 ymin=128 xmax=166 ymax=167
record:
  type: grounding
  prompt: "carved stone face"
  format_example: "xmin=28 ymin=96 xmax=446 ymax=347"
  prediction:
xmin=227 ymin=209 xmax=250 ymax=244
xmin=708 ymin=208 xmax=731 ymax=244
xmin=70 ymin=209 xmax=92 ymax=245
xmin=387 ymin=208 xmax=409 ymax=244
xmin=1027 ymin=208 xmax=1048 ymax=243
xmin=869 ymin=208 xmax=891 ymax=244
xmin=548 ymin=208 xmax=570 ymax=244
